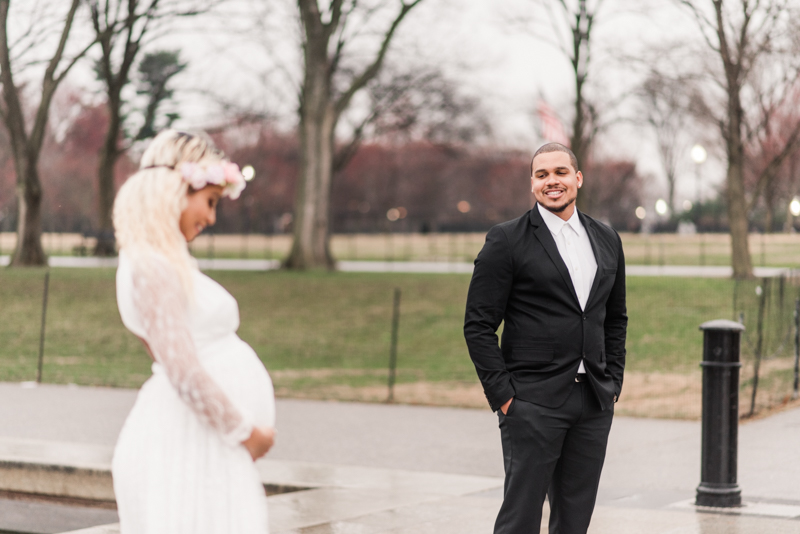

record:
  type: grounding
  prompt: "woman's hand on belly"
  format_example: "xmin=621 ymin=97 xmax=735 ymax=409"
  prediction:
xmin=243 ymin=426 xmax=275 ymax=461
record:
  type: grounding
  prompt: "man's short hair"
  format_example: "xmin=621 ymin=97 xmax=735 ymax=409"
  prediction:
xmin=531 ymin=143 xmax=579 ymax=174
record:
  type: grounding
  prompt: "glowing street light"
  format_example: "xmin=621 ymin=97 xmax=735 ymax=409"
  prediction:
xmin=691 ymin=144 xmax=707 ymax=222
xmin=691 ymin=144 xmax=707 ymax=164
xmin=655 ymin=198 xmax=669 ymax=216
xmin=683 ymin=200 xmax=693 ymax=211
xmin=791 ymin=197 xmax=800 ymax=217
xmin=242 ymin=165 xmax=256 ymax=182
xmin=635 ymin=206 xmax=647 ymax=220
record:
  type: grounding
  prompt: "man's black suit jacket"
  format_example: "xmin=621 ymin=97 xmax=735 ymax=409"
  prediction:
xmin=464 ymin=204 xmax=627 ymax=412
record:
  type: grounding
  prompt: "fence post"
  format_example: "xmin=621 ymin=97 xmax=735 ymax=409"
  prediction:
xmin=793 ymin=298 xmax=800 ymax=400
xmin=700 ymin=233 xmax=706 ymax=266
xmin=37 ymin=270 xmax=51 ymax=383
xmin=386 ymin=288 xmax=401 ymax=402
xmin=696 ymin=319 xmax=744 ymax=508
xmin=749 ymin=278 xmax=769 ymax=417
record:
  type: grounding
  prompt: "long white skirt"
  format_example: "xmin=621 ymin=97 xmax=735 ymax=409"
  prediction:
xmin=113 ymin=338 xmax=274 ymax=533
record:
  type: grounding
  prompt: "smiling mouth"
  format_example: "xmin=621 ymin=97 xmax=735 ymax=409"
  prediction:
xmin=544 ymin=189 xmax=565 ymax=198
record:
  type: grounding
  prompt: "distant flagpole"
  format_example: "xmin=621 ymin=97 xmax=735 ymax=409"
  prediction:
xmin=536 ymin=98 xmax=570 ymax=146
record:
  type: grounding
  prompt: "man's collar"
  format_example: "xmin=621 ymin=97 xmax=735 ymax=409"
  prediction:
xmin=537 ymin=203 xmax=582 ymax=235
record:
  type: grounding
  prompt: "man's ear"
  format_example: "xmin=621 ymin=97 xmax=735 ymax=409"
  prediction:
xmin=576 ymin=170 xmax=583 ymax=188
xmin=531 ymin=176 xmax=535 ymax=192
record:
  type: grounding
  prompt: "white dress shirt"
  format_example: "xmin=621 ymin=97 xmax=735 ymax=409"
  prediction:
xmin=538 ymin=204 xmax=598 ymax=373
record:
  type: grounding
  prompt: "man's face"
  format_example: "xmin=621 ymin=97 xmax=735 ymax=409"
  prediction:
xmin=531 ymin=151 xmax=582 ymax=221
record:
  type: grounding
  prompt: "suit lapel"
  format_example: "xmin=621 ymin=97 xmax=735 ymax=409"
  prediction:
xmin=530 ymin=205 xmax=581 ymax=308
xmin=580 ymin=211 xmax=603 ymax=307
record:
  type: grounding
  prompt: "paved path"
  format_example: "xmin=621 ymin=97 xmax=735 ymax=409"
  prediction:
xmin=2 ymin=382 xmax=800 ymax=533
xmin=0 ymin=255 xmax=792 ymax=277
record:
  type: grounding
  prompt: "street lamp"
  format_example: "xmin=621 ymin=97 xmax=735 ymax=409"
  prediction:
xmin=791 ymin=197 xmax=800 ymax=217
xmin=691 ymin=144 xmax=707 ymax=227
xmin=691 ymin=144 xmax=707 ymax=165
xmin=655 ymin=198 xmax=669 ymax=217
xmin=242 ymin=165 xmax=256 ymax=182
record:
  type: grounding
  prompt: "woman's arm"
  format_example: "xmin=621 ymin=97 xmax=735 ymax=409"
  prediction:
xmin=130 ymin=257 xmax=253 ymax=447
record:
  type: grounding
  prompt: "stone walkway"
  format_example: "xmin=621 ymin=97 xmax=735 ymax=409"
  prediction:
xmin=1 ymin=383 xmax=800 ymax=533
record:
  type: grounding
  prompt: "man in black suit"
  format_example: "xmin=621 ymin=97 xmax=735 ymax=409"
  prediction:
xmin=464 ymin=143 xmax=626 ymax=533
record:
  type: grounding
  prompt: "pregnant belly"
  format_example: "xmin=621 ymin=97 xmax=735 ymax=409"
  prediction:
xmin=198 ymin=335 xmax=276 ymax=428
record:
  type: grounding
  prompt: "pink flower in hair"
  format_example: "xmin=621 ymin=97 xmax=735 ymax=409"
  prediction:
xmin=180 ymin=162 xmax=207 ymax=191
xmin=224 ymin=162 xmax=242 ymax=183
xmin=178 ymin=161 xmax=247 ymax=199
xmin=222 ymin=162 xmax=245 ymax=199
xmin=206 ymin=165 xmax=225 ymax=185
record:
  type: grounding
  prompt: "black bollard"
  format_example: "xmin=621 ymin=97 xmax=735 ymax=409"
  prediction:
xmin=696 ymin=319 xmax=744 ymax=508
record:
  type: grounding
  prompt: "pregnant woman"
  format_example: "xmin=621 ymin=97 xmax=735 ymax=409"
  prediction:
xmin=112 ymin=130 xmax=275 ymax=533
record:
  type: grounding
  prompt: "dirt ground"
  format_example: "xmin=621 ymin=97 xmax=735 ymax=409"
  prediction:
xmin=272 ymin=361 xmax=800 ymax=421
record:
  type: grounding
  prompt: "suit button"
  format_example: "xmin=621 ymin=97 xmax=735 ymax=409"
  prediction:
xmin=582 ymin=315 xmax=586 ymax=321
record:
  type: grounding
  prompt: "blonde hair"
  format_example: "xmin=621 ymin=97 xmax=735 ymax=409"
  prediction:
xmin=113 ymin=130 xmax=227 ymax=295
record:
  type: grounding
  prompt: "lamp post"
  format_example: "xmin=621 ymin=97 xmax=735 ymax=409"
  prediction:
xmin=691 ymin=144 xmax=707 ymax=227
xmin=790 ymin=197 xmax=800 ymax=232
xmin=655 ymin=198 xmax=669 ymax=217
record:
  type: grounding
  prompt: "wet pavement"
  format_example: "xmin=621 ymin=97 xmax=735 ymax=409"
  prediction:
xmin=1 ymin=382 xmax=800 ymax=533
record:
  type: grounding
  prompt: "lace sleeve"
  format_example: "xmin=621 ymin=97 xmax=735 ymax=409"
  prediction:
xmin=130 ymin=256 xmax=253 ymax=446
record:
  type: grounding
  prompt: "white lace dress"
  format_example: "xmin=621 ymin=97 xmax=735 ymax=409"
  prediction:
xmin=113 ymin=250 xmax=275 ymax=533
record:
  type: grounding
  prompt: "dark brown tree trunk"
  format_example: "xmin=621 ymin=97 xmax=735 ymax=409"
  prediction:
xmin=725 ymin=83 xmax=753 ymax=279
xmin=284 ymin=0 xmax=422 ymax=270
xmin=94 ymin=93 xmax=122 ymax=256
xmin=763 ymin=184 xmax=775 ymax=234
xmin=726 ymin=150 xmax=753 ymax=278
xmin=286 ymin=75 xmax=337 ymax=269
xmin=11 ymin=159 xmax=46 ymax=266
xmin=567 ymin=0 xmax=593 ymax=212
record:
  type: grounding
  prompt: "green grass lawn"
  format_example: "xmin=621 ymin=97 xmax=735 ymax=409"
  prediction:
xmin=0 ymin=268 xmax=748 ymax=389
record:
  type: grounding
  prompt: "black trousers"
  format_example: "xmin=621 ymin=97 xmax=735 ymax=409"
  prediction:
xmin=493 ymin=381 xmax=614 ymax=534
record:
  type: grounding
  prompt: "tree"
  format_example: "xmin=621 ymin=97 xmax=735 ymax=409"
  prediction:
xmin=133 ymin=50 xmax=185 ymax=139
xmin=637 ymin=69 xmax=697 ymax=213
xmin=333 ymin=65 xmax=491 ymax=174
xmin=745 ymin=86 xmax=800 ymax=232
xmin=677 ymin=0 xmax=800 ymax=278
xmin=285 ymin=0 xmax=424 ymax=270
xmin=579 ymin=158 xmax=644 ymax=231
xmin=90 ymin=0 xmax=203 ymax=256
xmin=0 ymin=0 xmax=95 ymax=266
xmin=530 ymin=0 xmax=605 ymax=211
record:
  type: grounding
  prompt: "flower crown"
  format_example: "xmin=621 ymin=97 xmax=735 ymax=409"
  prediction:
xmin=180 ymin=162 xmax=246 ymax=199
xmin=144 ymin=161 xmax=246 ymax=200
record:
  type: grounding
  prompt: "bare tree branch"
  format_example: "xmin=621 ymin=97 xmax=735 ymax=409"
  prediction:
xmin=334 ymin=0 xmax=422 ymax=116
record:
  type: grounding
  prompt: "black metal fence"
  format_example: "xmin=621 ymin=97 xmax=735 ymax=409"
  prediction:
xmin=734 ymin=271 xmax=800 ymax=417
xmin=3 ymin=251 xmax=800 ymax=419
